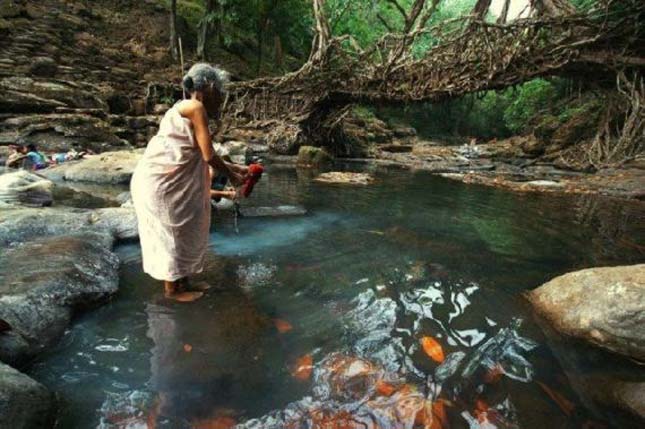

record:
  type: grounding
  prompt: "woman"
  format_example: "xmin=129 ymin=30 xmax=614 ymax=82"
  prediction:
xmin=131 ymin=63 xmax=243 ymax=302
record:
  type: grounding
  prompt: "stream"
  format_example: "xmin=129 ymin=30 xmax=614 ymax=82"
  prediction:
xmin=29 ymin=165 xmax=645 ymax=428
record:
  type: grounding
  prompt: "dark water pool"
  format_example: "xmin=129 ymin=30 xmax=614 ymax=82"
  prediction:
xmin=30 ymin=166 xmax=645 ymax=428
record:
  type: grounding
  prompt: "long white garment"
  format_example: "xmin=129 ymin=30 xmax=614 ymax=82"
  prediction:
xmin=131 ymin=106 xmax=210 ymax=281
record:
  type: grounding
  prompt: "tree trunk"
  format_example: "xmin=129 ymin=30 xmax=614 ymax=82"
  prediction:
xmin=169 ymin=0 xmax=178 ymax=60
xmin=497 ymin=0 xmax=511 ymax=24
xmin=274 ymin=35 xmax=283 ymax=68
xmin=197 ymin=0 xmax=217 ymax=60
xmin=471 ymin=0 xmax=493 ymax=20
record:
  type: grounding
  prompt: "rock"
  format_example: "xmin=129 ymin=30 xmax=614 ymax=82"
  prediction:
xmin=391 ymin=126 xmax=417 ymax=138
xmin=43 ymin=149 xmax=142 ymax=184
xmin=0 ymin=206 xmax=138 ymax=246
xmin=0 ymin=233 xmax=119 ymax=365
xmin=528 ymin=265 xmax=645 ymax=361
xmin=131 ymin=99 xmax=147 ymax=116
xmin=0 ymin=0 xmax=24 ymax=18
xmin=89 ymin=207 xmax=138 ymax=240
xmin=0 ymin=77 xmax=107 ymax=114
xmin=525 ymin=180 xmax=563 ymax=187
xmin=106 ymin=94 xmax=131 ymax=114
xmin=0 ymin=113 xmax=128 ymax=153
xmin=0 ymin=171 xmax=53 ymax=207
xmin=314 ymin=172 xmax=374 ymax=185
xmin=50 ymin=183 xmax=119 ymax=208
xmin=213 ymin=140 xmax=248 ymax=165
xmin=153 ymin=104 xmax=169 ymax=115
xmin=239 ymin=205 xmax=307 ymax=218
xmin=28 ymin=57 xmax=58 ymax=78
xmin=380 ymin=144 xmax=413 ymax=153
xmin=297 ymin=146 xmax=333 ymax=168
xmin=267 ymin=122 xmax=303 ymax=155
xmin=0 ymin=362 xmax=53 ymax=428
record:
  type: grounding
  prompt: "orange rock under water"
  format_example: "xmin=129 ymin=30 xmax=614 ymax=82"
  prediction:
xmin=415 ymin=399 xmax=450 ymax=429
xmin=274 ymin=318 xmax=294 ymax=333
xmin=420 ymin=336 xmax=445 ymax=363
xmin=292 ymin=354 xmax=313 ymax=381
xmin=537 ymin=381 xmax=575 ymax=416
xmin=192 ymin=416 xmax=237 ymax=429
xmin=375 ymin=380 xmax=396 ymax=397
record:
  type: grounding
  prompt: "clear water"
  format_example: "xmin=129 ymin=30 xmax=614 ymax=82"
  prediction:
xmin=29 ymin=165 xmax=645 ymax=428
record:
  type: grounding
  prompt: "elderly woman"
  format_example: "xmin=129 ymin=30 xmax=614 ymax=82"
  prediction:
xmin=131 ymin=63 xmax=243 ymax=302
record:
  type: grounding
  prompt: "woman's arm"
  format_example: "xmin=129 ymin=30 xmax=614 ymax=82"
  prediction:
xmin=180 ymin=100 xmax=243 ymax=185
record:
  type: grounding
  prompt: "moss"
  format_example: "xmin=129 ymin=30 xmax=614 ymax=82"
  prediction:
xmin=297 ymin=146 xmax=333 ymax=168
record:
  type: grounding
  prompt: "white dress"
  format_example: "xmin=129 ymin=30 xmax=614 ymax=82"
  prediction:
xmin=130 ymin=105 xmax=210 ymax=281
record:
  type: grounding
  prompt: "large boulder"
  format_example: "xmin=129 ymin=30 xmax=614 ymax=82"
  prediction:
xmin=0 ymin=206 xmax=138 ymax=246
xmin=297 ymin=146 xmax=333 ymax=168
xmin=0 ymin=171 xmax=53 ymax=207
xmin=213 ymin=140 xmax=248 ymax=165
xmin=43 ymin=149 xmax=143 ymax=184
xmin=528 ymin=264 xmax=645 ymax=361
xmin=0 ymin=232 xmax=119 ymax=365
xmin=0 ymin=362 xmax=53 ymax=428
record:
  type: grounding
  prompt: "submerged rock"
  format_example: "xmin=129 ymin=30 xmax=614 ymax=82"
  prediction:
xmin=0 ymin=171 xmax=53 ymax=207
xmin=239 ymin=205 xmax=307 ymax=218
xmin=0 ymin=232 xmax=119 ymax=365
xmin=528 ymin=264 xmax=645 ymax=361
xmin=0 ymin=362 xmax=53 ymax=428
xmin=314 ymin=172 xmax=374 ymax=185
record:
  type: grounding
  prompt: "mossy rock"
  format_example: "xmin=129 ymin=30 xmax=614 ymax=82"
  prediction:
xmin=533 ymin=114 xmax=560 ymax=143
xmin=297 ymin=146 xmax=333 ymax=168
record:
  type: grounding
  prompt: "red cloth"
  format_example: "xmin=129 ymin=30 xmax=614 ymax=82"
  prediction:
xmin=241 ymin=164 xmax=264 ymax=197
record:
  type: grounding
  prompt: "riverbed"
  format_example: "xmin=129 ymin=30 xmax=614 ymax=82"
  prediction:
xmin=29 ymin=165 xmax=645 ymax=428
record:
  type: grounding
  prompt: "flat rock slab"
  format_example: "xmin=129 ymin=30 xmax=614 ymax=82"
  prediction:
xmin=528 ymin=264 xmax=645 ymax=361
xmin=239 ymin=205 xmax=307 ymax=218
xmin=42 ymin=149 xmax=142 ymax=184
xmin=0 ymin=362 xmax=53 ymax=428
xmin=0 ymin=206 xmax=138 ymax=246
xmin=0 ymin=232 xmax=119 ymax=365
xmin=314 ymin=172 xmax=374 ymax=185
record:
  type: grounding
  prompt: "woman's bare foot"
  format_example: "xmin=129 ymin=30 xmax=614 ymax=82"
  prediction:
xmin=165 ymin=291 xmax=204 ymax=302
xmin=179 ymin=278 xmax=212 ymax=292
xmin=164 ymin=280 xmax=204 ymax=302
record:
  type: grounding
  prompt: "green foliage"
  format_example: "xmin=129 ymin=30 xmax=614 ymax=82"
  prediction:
xmin=502 ymin=79 xmax=557 ymax=134
xmin=352 ymin=105 xmax=377 ymax=121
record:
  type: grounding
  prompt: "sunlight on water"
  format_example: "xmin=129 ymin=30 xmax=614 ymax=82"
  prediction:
xmin=28 ymin=167 xmax=645 ymax=429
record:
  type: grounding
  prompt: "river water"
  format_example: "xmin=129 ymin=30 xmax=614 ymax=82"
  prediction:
xmin=30 ymin=165 xmax=645 ymax=428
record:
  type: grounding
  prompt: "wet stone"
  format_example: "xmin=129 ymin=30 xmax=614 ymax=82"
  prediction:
xmin=0 ymin=233 xmax=119 ymax=365
xmin=0 ymin=362 xmax=53 ymax=429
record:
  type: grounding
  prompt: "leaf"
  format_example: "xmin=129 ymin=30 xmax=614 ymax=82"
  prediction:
xmin=420 ymin=336 xmax=445 ymax=363
xmin=291 ymin=354 xmax=313 ymax=381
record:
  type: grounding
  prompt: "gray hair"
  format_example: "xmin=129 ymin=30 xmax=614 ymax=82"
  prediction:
xmin=182 ymin=63 xmax=229 ymax=95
